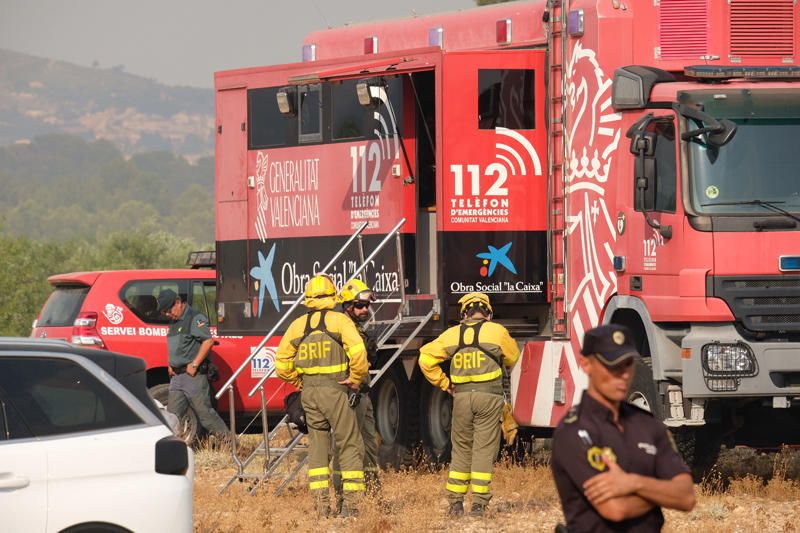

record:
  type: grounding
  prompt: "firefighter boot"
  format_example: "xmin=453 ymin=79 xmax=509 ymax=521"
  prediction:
xmin=448 ymin=501 xmax=464 ymax=517
xmin=470 ymin=503 xmax=486 ymax=517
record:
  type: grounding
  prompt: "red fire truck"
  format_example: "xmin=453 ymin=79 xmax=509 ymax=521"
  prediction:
xmin=214 ymin=0 xmax=800 ymax=465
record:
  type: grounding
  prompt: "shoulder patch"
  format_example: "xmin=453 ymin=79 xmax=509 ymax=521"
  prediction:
xmin=195 ymin=319 xmax=207 ymax=328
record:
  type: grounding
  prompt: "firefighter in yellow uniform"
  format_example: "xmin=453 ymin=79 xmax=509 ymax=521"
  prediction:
xmin=275 ymin=274 xmax=369 ymax=518
xmin=419 ymin=292 xmax=520 ymax=517
xmin=332 ymin=278 xmax=380 ymax=512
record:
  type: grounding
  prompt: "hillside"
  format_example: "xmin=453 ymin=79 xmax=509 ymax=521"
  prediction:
xmin=0 ymin=134 xmax=214 ymax=244
xmin=0 ymin=49 xmax=214 ymax=159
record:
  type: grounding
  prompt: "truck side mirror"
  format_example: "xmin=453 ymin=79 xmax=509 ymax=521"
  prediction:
xmin=626 ymin=114 xmax=672 ymax=240
xmin=631 ymin=131 xmax=657 ymax=212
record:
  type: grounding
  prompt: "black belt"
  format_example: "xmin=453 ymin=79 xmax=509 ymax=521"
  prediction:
xmin=173 ymin=362 xmax=207 ymax=375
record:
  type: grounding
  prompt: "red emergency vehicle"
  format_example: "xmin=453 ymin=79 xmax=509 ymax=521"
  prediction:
xmin=32 ymin=258 xmax=288 ymax=440
xmin=214 ymin=0 xmax=800 ymax=464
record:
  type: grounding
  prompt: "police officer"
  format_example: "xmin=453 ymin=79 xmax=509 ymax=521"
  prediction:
xmin=275 ymin=274 xmax=369 ymax=518
xmin=419 ymin=292 xmax=520 ymax=517
xmin=332 ymin=278 xmax=381 ymax=511
xmin=157 ymin=289 xmax=229 ymax=441
xmin=551 ymin=324 xmax=696 ymax=532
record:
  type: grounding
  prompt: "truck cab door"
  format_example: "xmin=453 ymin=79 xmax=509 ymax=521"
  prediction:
xmin=439 ymin=50 xmax=548 ymax=321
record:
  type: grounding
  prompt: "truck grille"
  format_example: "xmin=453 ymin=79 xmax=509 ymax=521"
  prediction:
xmin=710 ymin=276 xmax=800 ymax=333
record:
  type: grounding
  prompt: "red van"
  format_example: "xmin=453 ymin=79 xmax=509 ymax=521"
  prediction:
xmin=31 ymin=263 xmax=289 ymax=441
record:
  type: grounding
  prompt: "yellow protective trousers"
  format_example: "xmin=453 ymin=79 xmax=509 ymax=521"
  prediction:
xmin=301 ymin=383 xmax=365 ymax=514
xmin=446 ymin=390 xmax=504 ymax=506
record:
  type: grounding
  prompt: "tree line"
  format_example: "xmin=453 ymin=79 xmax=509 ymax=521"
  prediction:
xmin=0 ymin=133 xmax=213 ymax=336
xmin=0 ymin=229 xmax=204 ymax=337
xmin=0 ymin=133 xmax=214 ymax=243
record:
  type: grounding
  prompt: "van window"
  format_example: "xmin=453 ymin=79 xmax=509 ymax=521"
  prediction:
xmin=38 ymin=286 xmax=89 ymax=327
xmin=191 ymin=281 xmax=218 ymax=327
xmin=0 ymin=357 xmax=142 ymax=438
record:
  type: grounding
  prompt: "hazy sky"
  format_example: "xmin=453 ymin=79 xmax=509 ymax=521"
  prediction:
xmin=1 ymin=0 xmax=476 ymax=88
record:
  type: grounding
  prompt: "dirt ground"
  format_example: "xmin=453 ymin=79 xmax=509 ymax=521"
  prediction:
xmin=193 ymin=440 xmax=800 ymax=533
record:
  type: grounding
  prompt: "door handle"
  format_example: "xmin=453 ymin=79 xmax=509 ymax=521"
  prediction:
xmin=0 ymin=472 xmax=30 ymax=489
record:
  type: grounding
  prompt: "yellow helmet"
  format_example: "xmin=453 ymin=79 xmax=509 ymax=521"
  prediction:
xmin=304 ymin=274 xmax=336 ymax=299
xmin=339 ymin=278 xmax=375 ymax=304
xmin=458 ymin=292 xmax=493 ymax=317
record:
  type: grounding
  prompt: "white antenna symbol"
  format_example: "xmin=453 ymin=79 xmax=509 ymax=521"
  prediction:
xmin=494 ymin=127 xmax=543 ymax=177
xmin=370 ymin=85 xmax=400 ymax=161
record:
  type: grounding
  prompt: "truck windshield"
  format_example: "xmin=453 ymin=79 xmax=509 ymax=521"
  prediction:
xmin=684 ymin=89 xmax=800 ymax=216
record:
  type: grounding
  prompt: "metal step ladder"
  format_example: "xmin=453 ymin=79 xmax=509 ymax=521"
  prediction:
xmin=546 ymin=0 xmax=570 ymax=338
xmin=215 ymin=217 xmax=437 ymax=494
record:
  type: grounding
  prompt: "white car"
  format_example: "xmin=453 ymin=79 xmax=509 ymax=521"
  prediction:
xmin=0 ymin=339 xmax=194 ymax=533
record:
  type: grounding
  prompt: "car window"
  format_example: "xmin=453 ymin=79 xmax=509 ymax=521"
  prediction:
xmin=38 ymin=286 xmax=89 ymax=327
xmin=0 ymin=394 xmax=34 ymax=440
xmin=0 ymin=357 xmax=143 ymax=438
xmin=191 ymin=281 xmax=218 ymax=326
xmin=120 ymin=280 xmax=189 ymax=324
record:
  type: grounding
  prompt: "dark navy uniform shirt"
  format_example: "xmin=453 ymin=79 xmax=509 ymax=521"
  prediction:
xmin=551 ymin=391 xmax=690 ymax=532
xmin=167 ymin=305 xmax=212 ymax=367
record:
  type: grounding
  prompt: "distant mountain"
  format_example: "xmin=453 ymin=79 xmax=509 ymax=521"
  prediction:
xmin=0 ymin=49 xmax=214 ymax=160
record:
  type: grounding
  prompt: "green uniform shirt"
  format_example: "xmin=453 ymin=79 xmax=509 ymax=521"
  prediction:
xmin=167 ymin=305 xmax=212 ymax=367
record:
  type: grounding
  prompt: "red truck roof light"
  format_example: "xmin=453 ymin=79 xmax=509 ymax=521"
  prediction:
xmin=72 ymin=311 xmax=104 ymax=348
xmin=496 ymin=19 xmax=512 ymax=45
xmin=364 ymin=36 xmax=378 ymax=55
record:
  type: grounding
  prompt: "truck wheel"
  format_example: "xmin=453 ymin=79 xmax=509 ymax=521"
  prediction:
xmin=627 ymin=357 xmax=664 ymax=419
xmin=371 ymin=364 xmax=419 ymax=468
xmin=672 ymin=425 xmax=723 ymax=481
xmin=420 ymin=382 xmax=452 ymax=463
xmin=148 ymin=383 xmax=199 ymax=445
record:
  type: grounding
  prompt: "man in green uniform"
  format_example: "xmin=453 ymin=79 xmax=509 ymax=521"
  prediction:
xmin=157 ymin=289 xmax=228 ymax=440
xmin=419 ymin=292 xmax=520 ymax=517
xmin=275 ymin=274 xmax=369 ymax=518
xmin=332 ymin=279 xmax=380 ymax=512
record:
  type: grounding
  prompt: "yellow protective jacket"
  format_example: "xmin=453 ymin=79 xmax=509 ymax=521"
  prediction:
xmin=419 ymin=318 xmax=520 ymax=395
xmin=275 ymin=296 xmax=368 ymax=389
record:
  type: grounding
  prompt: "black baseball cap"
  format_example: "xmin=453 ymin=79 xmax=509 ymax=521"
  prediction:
xmin=581 ymin=324 xmax=639 ymax=366
xmin=156 ymin=289 xmax=178 ymax=312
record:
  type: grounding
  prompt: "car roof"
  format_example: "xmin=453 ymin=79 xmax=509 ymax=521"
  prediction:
xmin=48 ymin=269 xmax=216 ymax=285
xmin=0 ymin=338 xmax=166 ymax=424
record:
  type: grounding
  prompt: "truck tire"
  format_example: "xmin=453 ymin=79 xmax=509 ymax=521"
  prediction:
xmin=371 ymin=364 xmax=419 ymax=468
xmin=672 ymin=425 xmax=723 ymax=482
xmin=627 ymin=357 xmax=721 ymax=478
xmin=420 ymin=381 xmax=452 ymax=463
xmin=148 ymin=383 xmax=199 ymax=445
xmin=627 ymin=357 xmax=664 ymax=419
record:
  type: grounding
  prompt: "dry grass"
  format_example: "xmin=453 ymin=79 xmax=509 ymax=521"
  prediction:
xmin=193 ymin=438 xmax=800 ymax=532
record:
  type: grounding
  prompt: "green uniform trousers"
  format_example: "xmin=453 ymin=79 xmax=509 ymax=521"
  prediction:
xmin=332 ymin=392 xmax=380 ymax=505
xmin=446 ymin=390 xmax=504 ymax=506
xmin=302 ymin=383 xmax=366 ymax=514
xmin=168 ymin=372 xmax=228 ymax=436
